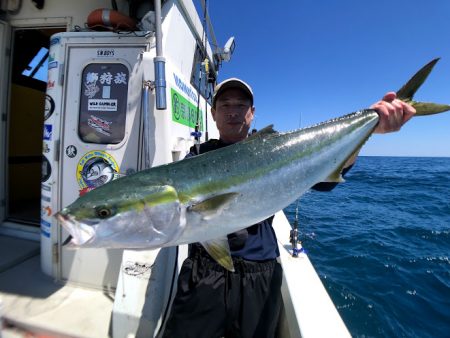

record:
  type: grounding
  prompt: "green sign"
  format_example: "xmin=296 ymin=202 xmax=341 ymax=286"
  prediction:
xmin=171 ymin=88 xmax=204 ymax=130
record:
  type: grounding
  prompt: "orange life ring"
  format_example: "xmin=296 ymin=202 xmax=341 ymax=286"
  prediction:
xmin=87 ymin=8 xmax=137 ymax=31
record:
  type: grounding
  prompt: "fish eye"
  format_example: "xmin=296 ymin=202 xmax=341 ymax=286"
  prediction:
xmin=96 ymin=207 xmax=112 ymax=219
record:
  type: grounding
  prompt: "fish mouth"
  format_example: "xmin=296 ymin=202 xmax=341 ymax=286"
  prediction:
xmin=55 ymin=212 xmax=96 ymax=246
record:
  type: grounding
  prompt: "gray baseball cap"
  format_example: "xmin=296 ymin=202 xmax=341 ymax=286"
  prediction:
xmin=212 ymin=78 xmax=254 ymax=108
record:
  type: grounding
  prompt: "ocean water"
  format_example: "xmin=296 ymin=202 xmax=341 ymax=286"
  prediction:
xmin=284 ymin=156 xmax=450 ymax=338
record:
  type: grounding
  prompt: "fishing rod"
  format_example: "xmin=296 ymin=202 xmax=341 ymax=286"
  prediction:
xmin=290 ymin=201 xmax=302 ymax=257
xmin=290 ymin=112 xmax=305 ymax=257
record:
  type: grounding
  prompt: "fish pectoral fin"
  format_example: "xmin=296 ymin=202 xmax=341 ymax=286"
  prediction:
xmin=324 ymin=158 xmax=350 ymax=183
xmin=201 ymin=237 xmax=234 ymax=272
xmin=189 ymin=192 xmax=239 ymax=220
xmin=325 ymin=141 xmax=367 ymax=183
xmin=324 ymin=168 xmax=345 ymax=183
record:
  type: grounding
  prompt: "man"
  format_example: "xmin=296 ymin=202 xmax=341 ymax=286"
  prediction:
xmin=162 ymin=78 xmax=415 ymax=338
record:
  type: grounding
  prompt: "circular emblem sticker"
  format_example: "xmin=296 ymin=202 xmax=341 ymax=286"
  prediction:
xmin=42 ymin=155 xmax=52 ymax=182
xmin=44 ymin=94 xmax=55 ymax=121
xmin=66 ymin=145 xmax=77 ymax=158
xmin=77 ymin=151 xmax=119 ymax=193
xmin=172 ymin=93 xmax=181 ymax=120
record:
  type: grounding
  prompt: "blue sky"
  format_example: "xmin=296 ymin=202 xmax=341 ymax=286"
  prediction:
xmin=207 ymin=0 xmax=450 ymax=157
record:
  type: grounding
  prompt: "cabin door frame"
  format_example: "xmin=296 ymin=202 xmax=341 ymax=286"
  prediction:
xmin=0 ymin=20 xmax=65 ymax=240
xmin=0 ymin=20 xmax=11 ymax=228
xmin=57 ymin=37 xmax=146 ymax=288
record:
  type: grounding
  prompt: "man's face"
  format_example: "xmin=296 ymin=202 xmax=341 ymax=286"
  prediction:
xmin=212 ymin=88 xmax=255 ymax=143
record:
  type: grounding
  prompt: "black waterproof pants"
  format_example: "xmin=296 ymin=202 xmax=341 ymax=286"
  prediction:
xmin=162 ymin=250 xmax=283 ymax=338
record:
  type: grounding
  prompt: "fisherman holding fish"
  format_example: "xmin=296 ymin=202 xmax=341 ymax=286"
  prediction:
xmin=162 ymin=78 xmax=416 ymax=337
xmin=57 ymin=59 xmax=449 ymax=337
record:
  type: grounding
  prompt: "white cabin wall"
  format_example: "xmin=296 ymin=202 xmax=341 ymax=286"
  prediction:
xmin=162 ymin=1 xmax=196 ymax=80
xmin=160 ymin=0 xmax=219 ymax=147
xmin=176 ymin=0 xmax=214 ymax=64
xmin=143 ymin=1 xmax=216 ymax=166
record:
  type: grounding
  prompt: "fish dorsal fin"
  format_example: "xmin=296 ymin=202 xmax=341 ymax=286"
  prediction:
xmin=189 ymin=192 xmax=238 ymax=220
xmin=201 ymin=237 xmax=235 ymax=272
xmin=243 ymin=125 xmax=277 ymax=143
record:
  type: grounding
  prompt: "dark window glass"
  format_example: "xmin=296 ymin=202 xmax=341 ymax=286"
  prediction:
xmin=190 ymin=45 xmax=214 ymax=104
xmin=21 ymin=46 xmax=48 ymax=83
xmin=79 ymin=63 xmax=129 ymax=144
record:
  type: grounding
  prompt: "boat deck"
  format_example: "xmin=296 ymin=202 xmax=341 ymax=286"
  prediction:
xmin=0 ymin=236 xmax=113 ymax=338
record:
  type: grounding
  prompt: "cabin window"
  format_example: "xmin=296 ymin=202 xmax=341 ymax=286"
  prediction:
xmin=191 ymin=44 xmax=214 ymax=104
xmin=21 ymin=46 xmax=49 ymax=83
xmin=78 ymin=63 xmax=129 ymax=144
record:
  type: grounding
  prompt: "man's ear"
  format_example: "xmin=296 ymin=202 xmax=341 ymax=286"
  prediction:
xmin=211 ymin=107 xmax=217 ymax=121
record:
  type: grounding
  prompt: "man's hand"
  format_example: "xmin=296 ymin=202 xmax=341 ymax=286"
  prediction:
xmin=371 ymin=92 xmax=416 ymax=134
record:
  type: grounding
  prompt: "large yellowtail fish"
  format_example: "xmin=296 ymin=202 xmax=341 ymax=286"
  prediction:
xmin=56 ymin=59 xmax=450 ymax=271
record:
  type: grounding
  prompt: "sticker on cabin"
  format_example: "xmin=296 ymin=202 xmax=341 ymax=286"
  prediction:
xmin=50 ymin=37 xmax=60 ymax=46
xmin=48 ymin=53 xmax=58 ymax=70
xmin=66 ymin=145 xmax=77 ymax=158
xmin=96 ymin=49 xmax=115 ymax=57
xmin=44 ymin=95 xmax=55 ymax=120
xmin=42 ymin=156 xmax=52 ymax=182
xmin=171 ymin=88 xmax=204 ymax=130
xmin=41 ymin=195 xmax=51 ymax=202
xmin=43 ymin=142 xmax=50 ymax=154
xmin=47 ymin=80 xmax=55 ymax=90
xmin=41 ymin=205 xmax=52 ymax=217
xmin=88 ymin=99 xmax=117 ymax=112
xmin=173 ymin=73 xmax=198 ymax=103
xmin=84 ymin=71 xmax=100 ymax=98
xmin=83 ymin=71 xmax=127 ymax=99
xmin=88 ymin=115 xmax=112 ymax=135
xmin=77 ymin=150 xmax=119 ymax=195
xmin=41 ymin=219 xmax=51 ymax=238
xmin=79 ymin=63 xmax=129 ymax=145
xmin=43 ymin=124 xmax=52 ymax=141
